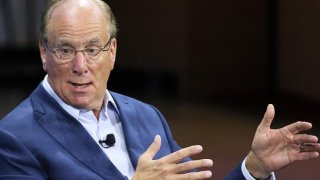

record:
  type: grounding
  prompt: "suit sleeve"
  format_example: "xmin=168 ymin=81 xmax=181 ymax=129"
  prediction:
xmin=0 ymin=128 xmax=47 ymax=180
xmin=224 ymin=162 xmax=246 ymax=180
xmin=225 ymin=159 xmax=275 ymax=180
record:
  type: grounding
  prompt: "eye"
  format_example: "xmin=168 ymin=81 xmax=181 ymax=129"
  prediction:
xmin=58 ymin=47 xmax=74 ymax=55
xmin=85 ymin=48 xmax=100 ymax=55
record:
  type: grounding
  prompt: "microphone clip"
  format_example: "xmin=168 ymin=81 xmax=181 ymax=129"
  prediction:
xmin=99 ymin=134 xmax=116 ymax=148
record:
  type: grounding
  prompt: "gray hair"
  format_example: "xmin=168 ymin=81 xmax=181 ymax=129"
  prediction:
xmin=39 ymin=0 xmax=117 ymax=43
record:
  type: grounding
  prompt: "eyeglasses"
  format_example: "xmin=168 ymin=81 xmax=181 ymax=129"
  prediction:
xmin=44 ymin=37 xmax=113 ymax=64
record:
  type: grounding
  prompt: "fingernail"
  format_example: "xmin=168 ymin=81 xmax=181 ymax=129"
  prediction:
xmin=205 ymin=159 xmax=213 ymax=166
xmin=154 ymin=135 xmax=160 ymax=144
xmin=194 ymin=145 xmax=203 ymax=152
xmin=205 ymin=171 xmax=212 ymax=178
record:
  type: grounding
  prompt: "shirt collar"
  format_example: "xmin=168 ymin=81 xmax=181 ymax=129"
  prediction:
xmin=41 ymin=75 xmax=119 ymax=120
xmin=104 ymin=89 xmax=119 ymax=114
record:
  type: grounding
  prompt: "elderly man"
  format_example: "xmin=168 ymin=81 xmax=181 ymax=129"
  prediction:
xmin=1 ymin=0 xmax=319 ymax=179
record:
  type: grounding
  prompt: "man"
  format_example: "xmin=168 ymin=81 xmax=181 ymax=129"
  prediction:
xmin=0 ymin=0 xmax=319 ymax=179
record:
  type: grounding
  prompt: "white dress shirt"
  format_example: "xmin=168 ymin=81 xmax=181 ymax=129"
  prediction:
xmin=42 ymin=75 xmax=134 ymax=179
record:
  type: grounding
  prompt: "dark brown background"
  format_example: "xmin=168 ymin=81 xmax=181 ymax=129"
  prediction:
xmin=1 ymin=0 xmax=320 ymax=179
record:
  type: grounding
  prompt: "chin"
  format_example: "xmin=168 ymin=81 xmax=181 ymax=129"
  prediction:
xmin=70 ymin=99 xmax=92 ymax=109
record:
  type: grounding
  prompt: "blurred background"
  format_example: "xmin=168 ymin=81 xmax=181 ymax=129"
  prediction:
xmin=1 ymin=0 xmax=320 ymax=179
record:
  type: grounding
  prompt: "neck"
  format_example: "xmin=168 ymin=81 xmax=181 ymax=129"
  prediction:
xmin=92 ymin=109 xmax=100 ymax=120
xmin=92 ymin=100 xmax=105 ymax=120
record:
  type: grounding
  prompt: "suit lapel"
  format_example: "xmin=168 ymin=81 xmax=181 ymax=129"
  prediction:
xmin=31 ymin=85 xmax=127 ymax=180
xmin=111 ymin=93 xmax=145 ymax=169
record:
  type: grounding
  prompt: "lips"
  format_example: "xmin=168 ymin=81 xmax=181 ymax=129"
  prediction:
xmin=69 ymin=82 xmax=92 ymax=88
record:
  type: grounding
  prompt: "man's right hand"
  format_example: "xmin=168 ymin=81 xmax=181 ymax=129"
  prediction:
xmin=131 ymin=135 xmax=213 ymax=180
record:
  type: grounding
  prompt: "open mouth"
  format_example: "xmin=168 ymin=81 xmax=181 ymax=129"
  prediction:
xmin=69 ymin=82 xmax=91 ymax=88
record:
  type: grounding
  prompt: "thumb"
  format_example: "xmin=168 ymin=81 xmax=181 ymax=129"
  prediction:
xmin=141 ymin=135 xmax=162 ymax=160
xmin=258 ymin=104 xmax=275 ymax=131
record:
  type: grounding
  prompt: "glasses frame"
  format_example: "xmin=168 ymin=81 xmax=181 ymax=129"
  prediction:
xmin=44 ymin=36 xmax=114 ymax=64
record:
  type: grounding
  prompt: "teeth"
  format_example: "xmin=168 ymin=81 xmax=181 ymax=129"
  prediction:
xmin=71 ymin=82 xmax=90 ymax=87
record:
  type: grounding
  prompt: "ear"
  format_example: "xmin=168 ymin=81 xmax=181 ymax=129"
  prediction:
xmin=39 ymin=42 xmax=48 ymax=72
xmin=109 ymin=38 xmax=117 ymax=70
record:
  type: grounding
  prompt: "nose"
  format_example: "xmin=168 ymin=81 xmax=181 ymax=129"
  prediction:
xmin=72 ymin=51 xmax=88 ymax=74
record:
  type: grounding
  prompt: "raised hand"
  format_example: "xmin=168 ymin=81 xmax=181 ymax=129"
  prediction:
xmin=246 ymin=104 xmax=320 ymax=178
xmin=132 ymin=135 xmax=213 ymax=180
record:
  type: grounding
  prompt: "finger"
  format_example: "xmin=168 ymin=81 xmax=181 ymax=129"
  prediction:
xmin=174 ymin=159 xmax=213 ymax=173
xmin=285 ymin=121 xmax=313 ymax=135
xmin=298 ymin=143 xmax=320 ymax=152
xmin=141 ymin=135 xmax=162 ymax=160
xmin=172 ymin=170 xmax=213 ymax=180
xmin=160 ymin=145 xmax=203 ymax=163
xmin=257 ymin=104 xmax=275 ymax=131
xmin=292 ymin=134 xmax=318 ymax=145
xmin=294 ymin=151 xmax=319 ymax=161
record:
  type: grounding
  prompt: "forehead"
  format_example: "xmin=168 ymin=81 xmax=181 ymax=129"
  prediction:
xmin=46 ymin=0 xmax=108 ymax=40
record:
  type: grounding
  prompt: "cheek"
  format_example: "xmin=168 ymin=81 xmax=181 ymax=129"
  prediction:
xmin=97 ymin=66 xmax=110 ymax=83
xmin=98 ymin=58 xmax=114 ymax=75
xmin=94 ymin=62 xmax=112 ymax=88
xmin=46 ymin=62 xmax=69 ymax=83
xmin=47 ymin=62 xmax=62 ymax=74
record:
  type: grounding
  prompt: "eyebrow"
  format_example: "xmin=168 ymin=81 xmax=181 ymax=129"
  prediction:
xmin=55 ymin=37 xmax=104 ymax=47
xmin=87 ymin=38 xmax=103 ymax=45
xmin=88 ymin=38 xmax=101 ymax=43
xmin=56 ymin=40 xmax=73 ymax=47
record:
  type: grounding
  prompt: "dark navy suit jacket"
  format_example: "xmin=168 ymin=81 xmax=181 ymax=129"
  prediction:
xmin=0 ymin=84 xmax=245 ymax=179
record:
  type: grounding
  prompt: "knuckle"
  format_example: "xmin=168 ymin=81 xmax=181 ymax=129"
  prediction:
xmin=157 ymin=166 xmax=171 ymax=176
xmin=184 ymin=173 xmax=193 ymax=180
xmin=177 ymin=162 xmax=191 ymax=173
xmin=174 ymin=150 xmax=185 ymax=160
